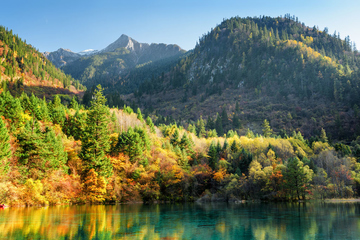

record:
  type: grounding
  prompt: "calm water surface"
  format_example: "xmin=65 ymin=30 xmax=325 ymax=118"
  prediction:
xmin=0 ymin=202 xmax=360 ymax=239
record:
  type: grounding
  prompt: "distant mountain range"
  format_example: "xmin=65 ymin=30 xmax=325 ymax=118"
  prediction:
xmin=44 ymin=34 xmax=187 ymax=92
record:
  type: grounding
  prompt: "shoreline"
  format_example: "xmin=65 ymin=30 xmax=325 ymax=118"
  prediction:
xmin=323 ymin=198 xmax=360 ymax=203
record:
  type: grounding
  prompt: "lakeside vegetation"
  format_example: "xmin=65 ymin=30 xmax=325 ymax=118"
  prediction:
xmin=1 ymin=84 xmax=360 ymax=206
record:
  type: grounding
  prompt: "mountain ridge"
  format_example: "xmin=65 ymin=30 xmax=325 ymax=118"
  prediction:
xmin=52 ymin=34 xmax=187 ymax=92
xmin=45 ymin=34 xmax=186 ymax=68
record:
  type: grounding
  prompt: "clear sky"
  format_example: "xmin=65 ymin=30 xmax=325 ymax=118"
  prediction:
xmin=1 ymin=0 xmax=359 ymax=53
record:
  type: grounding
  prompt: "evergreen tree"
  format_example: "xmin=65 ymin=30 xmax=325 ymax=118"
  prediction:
xmin=223 ymin=138 xmax=229 ymax=151
xmin=262 ymin=119 xmax=273 ymax=137
xmin=136 ymin=108 xmax=143 ymax=121
xmin=230 ymin=140 xmax=238 ymax=153
xmin=146 ymin=116 xmax=156 ymax=133
xmin=196 ymin=116 xmax=206 ymax=138
xmin=69 ymin=95 xmax=79 ymax=110
xmin=50 ymin=95 xmax=65 ymax=126
xmin=215 ymin=114 xmax=224 ymax=136
xmin=187 ymin=124 xmax=197 ymax=135
xmin=208 ymin=142 xmax=218 ymax=170
xmin=16 ymin=120 xmax=46 ymax=178
xmin=207 ymin=129 xmax=218 ymax=138
xmin=16 ymin=120 xmax=66 ymax=178
xmin=43 ymin=127 xmax=68 ymax=171
xmin=0 ymin=91 xmax=24 ymax=129
xmin=206 ymin=116 xmax=215 ymax=129
xmin=30 ymin=93 xmax=43 ymax=120
xmin=40 ymin=97 xmax=50 ymax=121
xmin=0 ymin=117 xmax=11 ymax=175
xmin=116 ymin=127 xmax=148 ymax=162
xmin=80 ymin=85 xmax=112 ymax=177
xmin=284 ymin=158 xmax=312 ymax=200
xmin=170 ymin=128 xmax=180 ymax=146
xmin=320 ymin=128 xmax=328 ymax=143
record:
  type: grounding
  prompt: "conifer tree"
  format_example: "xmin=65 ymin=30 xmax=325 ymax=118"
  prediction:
xmin=30 ymin=93 xmax=43 ymax=120
xmin=187 ymin=124 xmax=197 ymax=135
xmin=284 ymin=158 xmax=312 ymax=200
xmin=19 ymin=92 xmax=31 ymax=112
xmin=40 ymin=97 xmax=50 ymax=121
xmin=196 ymin=116 xmax=206 ymax=138
xmin=230 ymin=140 xmax=238 ymax=153
xmin=80 ymin=85 xmax=112 ymax=177
xmin=16 ymin=120 xmax=67 ymax=178
xmin=320 ymin=128 xmax=328 ymax=143
xmin=170 ymin=128 xmax=180 ymax=146
xmin=0 ymin=117 xmax=11 ymax=175
xmin=69 ymin=95 xmax=79 ymax=110
xmin=117 ymin=126 xmax=150 ymax=162
xmin=136 ymin=108 xmax=143 ymax=121
xmin=43 ymin=127 xmax=67 ymax=171
xmin=0 ymin=91 xmax=24 ymax=129
xmin=223 ymin=138 xmax=229 ymax=151
xmin=216 ymin=140 xmax=222 ymax=153
xmin=208 ymin=142 xmax=218 ymax=170
xmin=215 ymin=114 xmax=224 ymax=136
xmin=146 ymin=116 xmax=156 ymax=133
xmin=206 ymin=116 xmax=215 ymax=129
xmin=50 ymin=95 xmax=65 ymax=125
xmin=262 ymin=119 xmax=273 ymax=138
xmin=180 ymin=132 xmax=194 ymax=156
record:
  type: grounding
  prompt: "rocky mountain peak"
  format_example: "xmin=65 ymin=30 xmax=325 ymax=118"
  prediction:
xmin=43 ymin=48 xmax=81 ymax=68
xmin=101 ymin=34 xmax=149 ymax=53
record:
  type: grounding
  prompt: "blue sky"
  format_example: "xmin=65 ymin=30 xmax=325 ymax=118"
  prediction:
xmin=2 ymin=0 xmax=359 ymax=53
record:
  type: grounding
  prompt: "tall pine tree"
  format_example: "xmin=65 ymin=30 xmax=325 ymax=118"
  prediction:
xmin=0 ymin=117 xmax=11 ymax=175
xmin=80 ymin=85 xmax=112 ymax=177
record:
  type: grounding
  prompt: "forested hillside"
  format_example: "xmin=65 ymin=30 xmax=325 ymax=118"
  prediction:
xmin=0 ymin=26 xmax=85 ymax=100
xmin=131 ymin=15 xmax=360 ymax=141
xmin=1 ymin=83 xmax=360 ymax=206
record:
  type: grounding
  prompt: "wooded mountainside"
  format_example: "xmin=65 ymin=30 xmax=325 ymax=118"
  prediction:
xmin=0 ymin=26 xmax=85 ymax=102
xmin=1 ymin=16 xmax=360 ymax=206
xmin=126 ymin=15 xmax=360 ymax=142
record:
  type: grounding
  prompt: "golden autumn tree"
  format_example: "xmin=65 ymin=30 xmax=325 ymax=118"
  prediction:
xmin=83 ymin=168 xmax=106 ymax=203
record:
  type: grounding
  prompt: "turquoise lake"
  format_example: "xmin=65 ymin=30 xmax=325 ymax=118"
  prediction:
xmin=0 ymin=202 xmax=360 ymax=239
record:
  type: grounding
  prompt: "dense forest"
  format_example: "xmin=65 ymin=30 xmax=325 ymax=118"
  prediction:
xmin=1 ymin=84 xmax=360 ymax=206
xmin=130 ymin=15 xmax=360 ymax=141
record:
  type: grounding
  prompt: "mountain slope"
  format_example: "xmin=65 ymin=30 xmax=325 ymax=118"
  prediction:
xmin=43 ymin=48 xmax=81 ymax=68
xmin=45 ymin=34 xmax=186 ymax=93
xmin=0 ymin=26 xmax=85 ymax=99
xmin=131 ymin=15 xmax=360 ymax=141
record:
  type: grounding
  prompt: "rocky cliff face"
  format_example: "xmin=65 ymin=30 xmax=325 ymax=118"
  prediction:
xmin=43 ymin=48 xmax=81 ymax=68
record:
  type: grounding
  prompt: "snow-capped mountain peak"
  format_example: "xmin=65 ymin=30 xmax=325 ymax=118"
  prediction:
xmin=78 ymin=49 xmax=98 ymax=56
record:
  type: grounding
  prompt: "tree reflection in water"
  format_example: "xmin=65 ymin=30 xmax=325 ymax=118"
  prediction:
xmin=1 ymin=202 xmax=360 ymax=239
